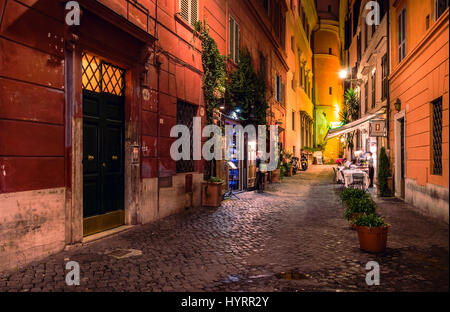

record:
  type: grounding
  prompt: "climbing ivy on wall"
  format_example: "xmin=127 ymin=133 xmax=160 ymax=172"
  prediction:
xmin=194 ymin=21 xmax=226 ymax=125
xmin=226 ymin=48 xmax=268 ymax=126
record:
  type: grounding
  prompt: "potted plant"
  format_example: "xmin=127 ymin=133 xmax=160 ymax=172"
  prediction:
xmin=285 ymin=162 xmax=293 ymax=177
xmin=344 ymin=194 xmax=376 ymax=229
xmin=340 ymin=188 xmax=369 ymax=205
xmin=377 ymin=147 xmax=392 ymax=197
xmin=202 ymin=177 xmax=224 ymax=208
xmin=271 ymin=167 xmax=281 ymax=183
xmin=353 ymin=213 xmax=390 ymax=253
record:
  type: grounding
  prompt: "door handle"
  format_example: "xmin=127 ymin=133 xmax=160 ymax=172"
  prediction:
xmin=102 ymin=162 xmax=107 ymax=168
xmin=88 ymin=155 xmax=95 ymax=161
xmin=112 ymin=155 xmax=118 ymax=160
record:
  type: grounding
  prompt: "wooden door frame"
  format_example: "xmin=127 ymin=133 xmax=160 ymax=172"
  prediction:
xmin=394 ymin=110 xmax=406 ymax=198
xmin=63 ymin=10 xmax=155 ymax=243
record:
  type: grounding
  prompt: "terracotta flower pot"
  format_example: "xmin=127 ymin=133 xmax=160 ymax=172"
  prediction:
xmin=271 ymin=169 xmax=281 ymax=183
xmin=202 ymin=181 xmax=223 ymax=208
xmin=356 ymin=226 xmax=389 ymax=253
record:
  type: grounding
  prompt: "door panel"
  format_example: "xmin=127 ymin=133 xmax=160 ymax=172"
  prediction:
xmin=83 ymin=89 xmax=124 ymax=236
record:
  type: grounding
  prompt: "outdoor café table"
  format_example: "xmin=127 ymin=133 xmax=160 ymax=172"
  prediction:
xmin=342 ymin=169 xmax=370 ymax=189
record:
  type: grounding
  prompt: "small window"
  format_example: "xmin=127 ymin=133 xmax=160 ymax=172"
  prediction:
xmin=292 ymin=111 xmax=295 ymax=131
xmin=435 ymin=0 xmax=449 ymax=20
xmin=329 ymin=87 xmax=332 ymax=95
xmin=291 ymin=36 xmax=295 ymax=52
xmin=426 ymin=15 xmax=430 ymax=30
xmin=179 ymin=0 xmax=198 ymax=27
xmin=275 ymin=74 xmax=284 ymax=105
xmin=229 ymin=16 xmax=240 ymax=63
xmin=329 ymin=48 xmax=332 ymax=55
xmin=328 ymin=5 xmax=332 ymax=12
xmin=432 ymin=97 xmax=443 ymax=175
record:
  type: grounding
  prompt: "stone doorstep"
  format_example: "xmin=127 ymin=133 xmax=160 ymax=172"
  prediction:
xmin=64 ymin=225 xmax=135 ymax=251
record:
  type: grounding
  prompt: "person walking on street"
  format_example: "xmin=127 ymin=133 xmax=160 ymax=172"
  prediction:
xmin=368 ymin=152 xmax=375 ymax=188
xmin=255 ymin=151 xmax=264 ymax=193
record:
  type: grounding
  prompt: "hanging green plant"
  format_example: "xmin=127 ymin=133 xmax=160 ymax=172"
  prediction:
xmin=225 ymin=48 xmax=268 ymax=126
xmin=194 ymin=21 xmax=226 ymax=124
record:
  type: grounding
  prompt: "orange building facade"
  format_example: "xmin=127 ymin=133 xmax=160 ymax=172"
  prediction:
xmin=388 ymin=1 xmax=449 ymax=222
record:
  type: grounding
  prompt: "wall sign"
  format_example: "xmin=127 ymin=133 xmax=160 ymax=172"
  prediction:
xmin=132 ymin=145 xmax=140 ymax=164
xmin=370 ymin=120 xmax=387 ymax=137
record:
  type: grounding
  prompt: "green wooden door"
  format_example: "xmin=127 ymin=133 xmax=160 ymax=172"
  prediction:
xmin=83 ymin=90 xmax=125 ymax=236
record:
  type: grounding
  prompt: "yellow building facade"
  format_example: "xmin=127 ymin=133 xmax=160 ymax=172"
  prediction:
xmin=285 ymin=0 xmax=317 ymax=157
xmin=313 ymin=0 xmax=346 ymax=163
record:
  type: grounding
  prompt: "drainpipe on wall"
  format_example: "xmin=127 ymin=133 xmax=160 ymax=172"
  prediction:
xmin=155 ymin=0 xmax=161 ymax=216
xmin=386 ymin=2 xmax=391 ymax=151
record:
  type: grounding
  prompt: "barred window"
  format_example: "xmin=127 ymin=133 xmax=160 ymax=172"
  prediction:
xmin=176 ymin=101 xmax=197 ymax=173
xmin=432 ymin=97 xmax=443 ymax=175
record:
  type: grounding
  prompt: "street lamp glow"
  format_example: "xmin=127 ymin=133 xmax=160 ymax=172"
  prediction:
xmin=339 ymin=69 xmax=348 ymax=79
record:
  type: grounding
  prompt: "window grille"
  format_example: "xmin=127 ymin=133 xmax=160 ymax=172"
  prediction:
xmin=82 ymin=52 xmax=125 ymax=96
xmin=432 ymin=98 xmax=443 ymax=175
xmin=176 ymin=101 xmax=197 ymax=173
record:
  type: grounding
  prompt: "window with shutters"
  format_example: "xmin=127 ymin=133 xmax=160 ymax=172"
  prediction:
xmin=275 ymin=74 xmax=284 ymax=106
xmin=432 ymin=97 xmax=443 ymax=175
xmin=381 ymin=54 xmax=388 ymax=101
xmin=179 ymin=0 xmax=198 ymax=27
xmin=229 ymin=16 xmax=240 ymax=63
xmin=398 ymin=8 xmax=406 ymax=63
xmin=364 ymin=80 xmax=369 ymax=113
xmin=371 ymin=69 xmax=376 ymax=108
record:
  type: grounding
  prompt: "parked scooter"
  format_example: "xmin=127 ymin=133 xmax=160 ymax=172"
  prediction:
xmin=300 ymin=153 xmax=308 ymax=171
xmin=291 ymin=157 xmax=299 ymax=175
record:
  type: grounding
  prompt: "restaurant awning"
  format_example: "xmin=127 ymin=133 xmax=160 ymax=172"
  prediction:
xmin=325 ymin=109 xmax=386 ymax=140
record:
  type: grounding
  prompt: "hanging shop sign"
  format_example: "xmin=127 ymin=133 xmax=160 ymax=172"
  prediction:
xmin=370 ymin=119 xmax=387 ymax=137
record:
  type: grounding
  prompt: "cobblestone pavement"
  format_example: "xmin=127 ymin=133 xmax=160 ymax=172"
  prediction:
xmin=0 ymin=165 xmax=448 ymax=292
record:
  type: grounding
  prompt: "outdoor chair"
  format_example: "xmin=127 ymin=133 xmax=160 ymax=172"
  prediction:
xmin=349 ymin=173 xmax=365 ymax=190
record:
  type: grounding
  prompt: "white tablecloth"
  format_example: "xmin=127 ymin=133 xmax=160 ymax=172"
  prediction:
xmin=341 ymin=169 xmax=370 ymax=189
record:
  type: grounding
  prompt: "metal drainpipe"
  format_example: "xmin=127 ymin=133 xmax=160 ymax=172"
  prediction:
xmin=386 ymin=2 xmax=391 ymax=151
xmin=155 ymin=0 xmax=160 ymax=215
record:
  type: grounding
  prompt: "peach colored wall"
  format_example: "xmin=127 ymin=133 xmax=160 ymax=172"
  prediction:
xmin=389 ymin=10 xmax=449 ymax=189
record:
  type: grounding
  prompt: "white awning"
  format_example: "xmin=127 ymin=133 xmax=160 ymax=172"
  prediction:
xmin=325 ymin=110 xmax=385 ymax=140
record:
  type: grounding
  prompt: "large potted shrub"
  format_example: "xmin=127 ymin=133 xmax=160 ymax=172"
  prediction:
xmin=344 ymin=194 xmax=376 ymax=229
xmin=340 ymin=188 xmax=369 ymax=205
xmin=377 ymin=147 xmax=392 ymax=197
xmin=202 ymin=177 xmax=224 ymax=208
xmin=354 ymin=213 xmax=390 ymax=253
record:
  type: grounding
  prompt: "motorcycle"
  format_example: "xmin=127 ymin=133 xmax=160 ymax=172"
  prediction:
xmin=291 ymin=157 xmax=299 ymax=175
xmin=300 ymin=153 xmax=308 ymax=171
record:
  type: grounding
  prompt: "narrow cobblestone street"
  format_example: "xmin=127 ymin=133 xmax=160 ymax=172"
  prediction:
xmin=0 ymin=165 xmax=448 ymax=292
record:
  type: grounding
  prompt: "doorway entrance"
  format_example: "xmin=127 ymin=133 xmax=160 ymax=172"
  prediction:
xmin=82 ymin=52 xmax=126 ymax=236
xmin=394 ymin=111 xmax=406 ymax=199
xmin=399 ymin=117 xmax=406 ymax=198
